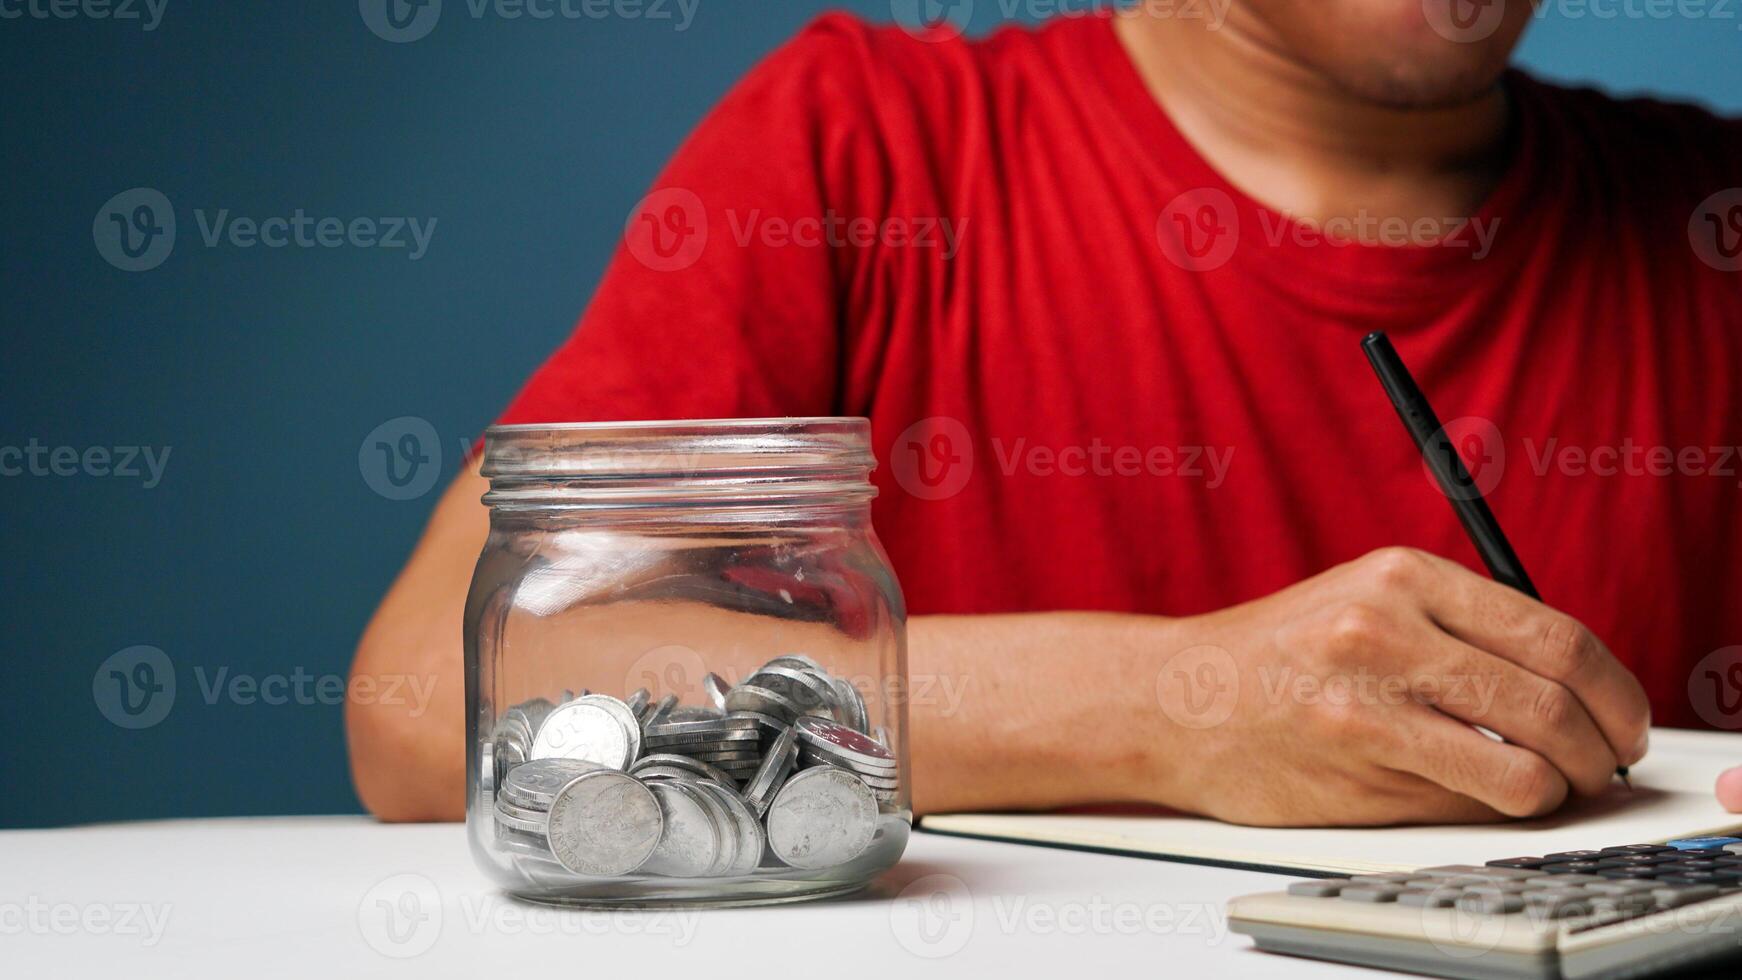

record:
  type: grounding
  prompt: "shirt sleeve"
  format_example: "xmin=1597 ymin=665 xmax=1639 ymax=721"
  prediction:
xmin=495 ymin=16 xmax=896 ymax=426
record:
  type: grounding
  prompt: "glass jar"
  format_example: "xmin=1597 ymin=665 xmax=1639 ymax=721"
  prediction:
xmin=464 ymin=418 xmax=910 ymax=907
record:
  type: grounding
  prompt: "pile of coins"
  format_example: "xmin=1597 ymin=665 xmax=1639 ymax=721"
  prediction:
xmin=482 ymin=654 xmax=900 ymax=880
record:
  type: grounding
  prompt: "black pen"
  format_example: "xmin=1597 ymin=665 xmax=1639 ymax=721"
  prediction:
xmin=1360 ymin=331 xmax=1632 ymax=791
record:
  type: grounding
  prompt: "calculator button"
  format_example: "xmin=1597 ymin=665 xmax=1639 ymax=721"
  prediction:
xmin=1287 ymin=879 xmax=1351 ymax=897
xmin=1419 ymin=865 xmax=1486 ymax=877
xmin=1544 ymin=850 xmax=1606 ymax=861
xmin=1660 ymin=873 xmax=1724 ymax=885
xmin=1585 ymin=880 xmax=1657 ymax=895
xmin=1398 ymin=890 xmax=1458 ymax=908
xmin=1457 ymin=893 xmax=1525 ymax=915
xmin=1663 ymin=860 xmax=1720 ymax=871
xmin=1543 ymin=861 xmax=1606 ymax=874
xmin=1598 ymin=844 xmax=1675 ymax=856
xmin=1340 ymin=886 xmax=1405 ymax=903
xmin=1666 ymin=837 xmax=1742 ymax=851
xmin=1651 ymin=885 xmax=1721 ymax=907
xmin=1348 ymin=874 xmax=1414 ymax=886
xmin=1590 ymin=894 xmax=1655 ymax=915
xmin=1525 ymin=893 xmax=1595 ymax=919
xmin=1601 ymin=853 xmax=1676 ymax=865
xmin=1595 ymin=867 xmax=1660 ymax=880
xmin=1724 ymin=844 xmax=1742 ymax=856
xmin=1532 ymin=874 xmax=1603 ymax=888
xmin=1484 ymin=857 xmax=1553 ymax=870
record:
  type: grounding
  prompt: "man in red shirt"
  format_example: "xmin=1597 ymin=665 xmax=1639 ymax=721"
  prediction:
xmin=347 ymin=2 xmax=1742 ymax=823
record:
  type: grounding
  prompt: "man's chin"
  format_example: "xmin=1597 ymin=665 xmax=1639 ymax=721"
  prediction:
xmin=1319 ymin=59 xmax=1510 ymax=111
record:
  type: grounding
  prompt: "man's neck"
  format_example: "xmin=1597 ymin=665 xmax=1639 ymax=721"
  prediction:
xmin=1112 ymin=10 xmax=1513 ymax=237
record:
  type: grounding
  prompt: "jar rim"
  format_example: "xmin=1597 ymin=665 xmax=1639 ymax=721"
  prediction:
xmin=480 ymin=417 xmax=876 ymax=510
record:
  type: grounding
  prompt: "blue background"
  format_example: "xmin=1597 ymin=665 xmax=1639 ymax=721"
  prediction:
xmin=1 ymin=1 xmax=1737 ymax=828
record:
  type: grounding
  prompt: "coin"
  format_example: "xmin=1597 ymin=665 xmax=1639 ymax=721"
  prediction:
xmin=750 ymin=665 xmax=837 ymax=714
xmin=625 ymin=687 xmax=650 ymax=719
xmin=742 ymin=726 xmax=798 ymax=819
xmin=665 ymin=705 xmax=725 ymax=724
xmin=765 ymin=766 xmax=878 ymax=870
xmin=697 ymin=779 xmax=765 ymax=876
xmin=545 ymin=769 xmax=662 ymax=877
xmin=723 ymin=683 xmax=806 ymax=722
xmin=631 ymin=753 xmax=737 ymax=786
xmin=494 ymin=798 xmax=549 ymax=835
xmin=833 ymin=675 xmax=869 ymax=733
xmin=765 ymin=654 xmax=824 ymax=673
xmin=645 ymin=713 xmax=759 ymax=739
xmin=641 ymin=693 xmax=678 ymax=728
xmin=502 ymin=758 xmax=608 ymax=810
xmin=683 ymin=748 xmax=761 ymax=762
xmin=644 ymin=728 xmax=761 ymax=749
xmin=531 ymin=697 xmax=637 ymax=769
xmin=703 ymin=672 xmax=732 ymax=711
xmin=641 ymin=778 xmax=722 ymax=877
xmin=685 ymin=778 xmax=739 ymax=876
xmin=794 ymin=716 xmax=897 ymax=771
xmin=800 ymin=754 xmax=900 ymax=790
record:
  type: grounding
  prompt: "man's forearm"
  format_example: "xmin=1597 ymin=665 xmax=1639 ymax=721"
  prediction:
xmin=908 ymin=611 xmax=1175 ymax=815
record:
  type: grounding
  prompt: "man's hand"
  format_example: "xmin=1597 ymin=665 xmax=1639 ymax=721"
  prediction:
xmin=1141 ymin=547 xmax=1652 ymax=827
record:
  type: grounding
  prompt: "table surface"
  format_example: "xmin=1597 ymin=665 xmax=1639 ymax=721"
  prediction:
xmin=0 ymin=815 xmax=1367 ymax=978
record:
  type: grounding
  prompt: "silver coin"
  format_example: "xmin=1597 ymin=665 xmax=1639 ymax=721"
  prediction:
xmin=801 ymin=754 xmax=900 ymax=789
xmin=479 ymin=738 xmax=497 ymax=804
xmin=684 ymin=778 xmax=739 ymax=876
xmin=641 ymin=693 xmax=678 ymax=729
xmin=645 ymin=713 xmax=759 ymax=738
xmin=798 ymin=744 xmax=898 ymax=773
xmin=703 ymin=672 xmax=732 ymax=711
xmin=666 ymin=705 xmax=725 ymax=724
xmin=794 ymin=716 xmax=897 ymax=771
xmin=629 ymin=765 xmax=699 ymax=782
xmin=531 ymin=697 xmax=636 ymax=769
xmin=682 ymin=748 xmax=761 ymax=761
xmin=625 ymin=687 xmax=650 ymax=719
xmin=724 ymin=683 xmax=806 ymax=722
xmin=501 ymin=758 xmax=607 ymax=809
xmin=697 ymin=779 xmax=764 ymax=876
xmin=749 ymin=665 xmax=837 ymax=714
xmin=644 ymin=728 xmax=761 ymax=749
xmin=833 ymin=675 xmax=870 ymax=733
xmin=765 ymin=766 xmax=878 ymax=870
xmin=494 ymin=822 xmax=553 ymax=856
xmin=764 ymin=654 xmax=824 ymax=673
xmin=726 ymin=710 xmax=790 ymax=738
xmin=576 ymin=693 xmax=643 ymax=760
xmin=494 ymin=799 xmax=549 ymax=835
xmin=641 ymin=778 xmax=722 ymax=877
xmin=545 ymin=770 xmax=662 ymax=877
xmin=742 ymin=726 xmax=799 ymax=818
xmin=630 ymin=753 xmax=738 ymax=786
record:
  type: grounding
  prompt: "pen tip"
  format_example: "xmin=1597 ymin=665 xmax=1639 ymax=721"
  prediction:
xmin=1618 ymin=767 xmax=1633 ymax=792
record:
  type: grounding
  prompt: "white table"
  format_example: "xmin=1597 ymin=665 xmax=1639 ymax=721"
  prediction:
xmin=0 ymin=815 xmax=1376 ymax=977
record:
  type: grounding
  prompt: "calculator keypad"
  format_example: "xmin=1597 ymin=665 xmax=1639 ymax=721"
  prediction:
xmin=1286 ymin=841 xmax=1742 ymax=926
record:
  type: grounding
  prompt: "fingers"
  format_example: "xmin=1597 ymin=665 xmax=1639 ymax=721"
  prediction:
xmin=1397 ymin=549 xmax=1651 ymax=769
xmin=1413 ymin=628 xmax=1618 ymax=797
xmin=1719 ymin=767 xmax=1742 ymax=814
xmin=1378 ymin=703 xmax=1570 ymax=818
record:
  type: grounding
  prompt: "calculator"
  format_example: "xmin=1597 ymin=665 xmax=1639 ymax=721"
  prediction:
xmin=1227 ymin=837 xmax=1742 ymax=979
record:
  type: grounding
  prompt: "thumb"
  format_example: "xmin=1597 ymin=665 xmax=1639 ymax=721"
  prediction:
xmin=1718 ymin=767 xmax=1742 ymax=814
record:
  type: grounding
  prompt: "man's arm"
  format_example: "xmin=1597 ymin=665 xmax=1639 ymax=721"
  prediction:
xmin=348 ymin=464 xmax=1652 ymax=825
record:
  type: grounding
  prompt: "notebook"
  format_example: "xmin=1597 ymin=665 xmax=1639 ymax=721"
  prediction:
xmin=919 ymin=727 xmax=1742 ymax=877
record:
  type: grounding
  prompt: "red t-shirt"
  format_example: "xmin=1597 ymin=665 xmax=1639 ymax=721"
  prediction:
xmin=499 ymin=13 xmax=1742 ymax=728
